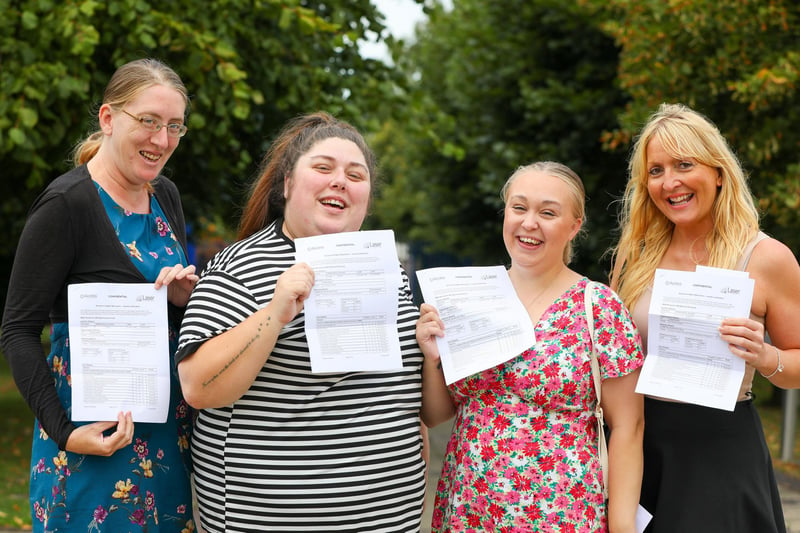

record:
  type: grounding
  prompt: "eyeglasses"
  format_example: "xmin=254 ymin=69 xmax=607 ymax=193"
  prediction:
xmin=121 ymin=109 xmax=188 ymax=138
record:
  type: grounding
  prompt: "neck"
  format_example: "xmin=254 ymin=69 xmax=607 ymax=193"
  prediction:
xmin=88 ymin=157 xmax=150 ymax=213
xmin=508 ymin=262 xmax=568 ymax=297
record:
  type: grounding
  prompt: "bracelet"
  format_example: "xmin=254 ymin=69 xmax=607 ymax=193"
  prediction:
xmin=759 ymin=346 xmax=784 ymax=379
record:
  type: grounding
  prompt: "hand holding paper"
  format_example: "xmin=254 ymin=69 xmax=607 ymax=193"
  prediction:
xmin=635 ymin=267 xmax=754 ymax=411
xmin=415 ymin=265 xmax=536 ymax=384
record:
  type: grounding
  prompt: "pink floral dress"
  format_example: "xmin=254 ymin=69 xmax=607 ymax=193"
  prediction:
xmin=432 ymin=279 xmax=643 ymax=533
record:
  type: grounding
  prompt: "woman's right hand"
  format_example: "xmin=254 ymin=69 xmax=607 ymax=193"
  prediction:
xmin=272 ymin=262 xmax=315 ymax=325
xmin=416 ymin=303 xmax=445 ymax=362
xmin=64 ymin=411 xmax=134 ymax=456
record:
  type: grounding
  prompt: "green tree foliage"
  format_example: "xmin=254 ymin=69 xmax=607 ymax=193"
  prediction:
xmin=370 ymin=0 xmax=627 ymax=277
xmin=0 ymin=0 xmax=405 ymax=301
xmin=581 ymin=0 xmax=800 ymax=250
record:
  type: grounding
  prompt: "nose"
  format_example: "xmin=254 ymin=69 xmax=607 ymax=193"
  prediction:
xmin=150 ymin=125 xmax=171 ymax=147
xmin=329 ymin=168 xmax=347 ymax=190
xmin=662 ymin=168 xmax=682 ymax=191
xmin=521 ymin=211 xmax=539 ymax=229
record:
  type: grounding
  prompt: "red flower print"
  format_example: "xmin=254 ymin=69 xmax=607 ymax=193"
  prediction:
xmin=489 ymin=502 xmax=505 ymax=521
xmin=474 ymin=477 xmax=490 ymax=494
xmin=155 ymin=217 xmax=169 ymax=237
xmin=34 ymin=502 xmax=45 ymax=522
xmin=542 ymin=363 xmax=560 ymax=379
xmin=539 ymin=455 xmax=557 ymax=472
xmin=130 ymin=508 xmax=146 ymax=525
xmin=133 ymin=438 xmax=149 ymax=459
xmin=480 ymin=445 xmax=497 ymax=462
xmin=93 ymin=505 xmax=108 ymax=524
xmin=494 ymin=415 xmax=511 ymax=432
xmin=569 ymin=482 xmax=587 ymax=500
xmin=145 ymin=490 xmax=155 ymax=510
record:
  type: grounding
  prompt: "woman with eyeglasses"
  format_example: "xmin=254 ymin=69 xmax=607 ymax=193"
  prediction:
xmin=2 ymin=58 xmax=197 ymax=532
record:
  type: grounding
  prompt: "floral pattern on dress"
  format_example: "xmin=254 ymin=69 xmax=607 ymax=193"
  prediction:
xmin=27 ymin=182 xmax=194 ymax=532
xmin=432 ymin=279 xmax=643 ymax=533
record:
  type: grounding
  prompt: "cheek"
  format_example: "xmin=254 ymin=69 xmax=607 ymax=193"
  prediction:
xmin=646 ymin=181 xmax=661 ymax=202
xmin=353 ymin=183 xmax=372 ymax=209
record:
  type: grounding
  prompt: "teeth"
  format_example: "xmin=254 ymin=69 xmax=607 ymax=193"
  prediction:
xmin=141 ymin=151 xmax=160 ymax=162
xmin=668 ymin=193 xmax=692 ymax=205
xmin=322 ymin=199 xmax=344 ymax=209
xmin=520 ymin=236 xmax=542 ymax=245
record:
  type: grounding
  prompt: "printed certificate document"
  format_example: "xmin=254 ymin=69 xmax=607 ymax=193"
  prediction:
xmin=295 ymin=230 xmax=404 ymax=373
xmin=68 ymin=283 xmax=170 ymax=422
xmin=416 ymin=265 xmax=536 ymax=385
xmin=635 ymin=267 xmax=754 ymax=411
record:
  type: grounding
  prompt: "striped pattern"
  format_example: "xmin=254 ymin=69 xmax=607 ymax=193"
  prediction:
xmin=177 ymin=221 xmax=425 ymax=532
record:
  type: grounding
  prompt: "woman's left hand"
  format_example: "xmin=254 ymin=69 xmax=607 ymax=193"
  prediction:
xmin=154 ymin=264 xmax=199 ymax=307
xmin=719 ymin=316 xmax=768 ymax=367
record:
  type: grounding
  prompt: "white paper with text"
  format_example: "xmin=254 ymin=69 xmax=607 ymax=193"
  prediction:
xmin=69 ymin=283 xmax=170 ymax=422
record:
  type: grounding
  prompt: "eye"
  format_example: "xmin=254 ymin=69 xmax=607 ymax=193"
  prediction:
xmin=647 ymin=166 xmax=663 ymax=177
xmin=677 ymin=160 xmax=694 ymax=170
xmin=314 ymin=164 xmax=332 ymax=172
xmin=348 ymin=172 xmax=366 ymax=181
xmin=140 ymin=116 xmax=158 ymax=128
xmin=167 ymin=123 xmax=182 ymax=132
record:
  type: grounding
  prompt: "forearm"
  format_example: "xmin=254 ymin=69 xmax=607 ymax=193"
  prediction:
xmin=178 ymin=305 xmax=285 ymax=408
xmin=420 ymin=357 xmax=456 ymax=427
xmin=606 ymin=422 xmax=644 ymax=533
xmin=2 ymin=328 xmax=76 ymax=449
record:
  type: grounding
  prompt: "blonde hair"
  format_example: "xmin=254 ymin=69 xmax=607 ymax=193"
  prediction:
xmin=501 ymin=160 xmax=586 ymax=264
xmin=72 ymin=58 xmax=189 ymax=167
xmin=610 ymin=103 xmax=759 ymax=309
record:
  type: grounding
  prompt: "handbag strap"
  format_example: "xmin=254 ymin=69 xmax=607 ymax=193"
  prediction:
xmin=584 ymin=280 xmax=609 ymax=499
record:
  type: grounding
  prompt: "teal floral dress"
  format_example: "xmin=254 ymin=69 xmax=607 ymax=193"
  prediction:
xmin=29 ymin=183 xmax=194 ymax=533
xmin=431 ymin=280 xmax=643 ymax=533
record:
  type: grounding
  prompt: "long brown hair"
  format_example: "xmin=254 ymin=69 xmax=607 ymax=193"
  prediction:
xmin=237 ymin=112 xmax=376 ymax=240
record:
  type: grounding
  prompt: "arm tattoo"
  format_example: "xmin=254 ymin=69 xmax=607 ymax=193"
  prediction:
xmin=202 ymin=317 xmax=270 ymax=387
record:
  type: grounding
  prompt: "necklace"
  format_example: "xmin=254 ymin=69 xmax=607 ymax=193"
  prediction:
xmin=689 ymin=234 xmax=709 ymax=265
xmin=523 ymin=285 xmax=551 ymax=309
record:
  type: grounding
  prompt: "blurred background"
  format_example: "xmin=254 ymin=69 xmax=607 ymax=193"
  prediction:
xmin=2 ymin=0 xmax=799 ymax=528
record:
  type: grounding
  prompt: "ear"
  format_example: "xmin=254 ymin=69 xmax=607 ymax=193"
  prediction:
xmin=716 ymin=169 xmax=723 ymax=187
xmin=283 ymin=174 xmax=291 ymax=199
xmin=569 ymin=217 xmax=583 ymax=240
xmin=98 ymin=104 xmax=114 ymax=136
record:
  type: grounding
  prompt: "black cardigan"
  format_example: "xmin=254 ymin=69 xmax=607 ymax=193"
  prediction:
xmin=1 ymin=165 xmax=189 ymax=449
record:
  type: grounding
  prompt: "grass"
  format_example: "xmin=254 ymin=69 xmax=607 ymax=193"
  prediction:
xmin=0 ymin=355 xmax=34 ymax=530
xmin=1 ymin=356 xmax=800 ymax=530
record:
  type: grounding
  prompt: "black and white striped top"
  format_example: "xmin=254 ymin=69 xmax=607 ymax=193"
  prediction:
xmin=176 ymin=220 xmax=426 ymax=532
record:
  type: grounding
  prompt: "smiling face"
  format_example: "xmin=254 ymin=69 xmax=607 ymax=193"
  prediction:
xmin=645 ymin=135 xmax=721 ymax=232
xmin=282 ymin=137 xmax=371 ymax=239
xmin=502 ymin=170 xmax=582 ymax=269
xmin=99 ymin=84 xmax=186 ymax=186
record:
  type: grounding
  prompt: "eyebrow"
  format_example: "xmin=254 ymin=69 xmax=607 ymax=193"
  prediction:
xmin=508 ymin=194 xmax=561 ymax=206
xmin=134 ymin=111 xmax=185 ymax=123
xmin=309 ymin=154 xmax=369 ymax=174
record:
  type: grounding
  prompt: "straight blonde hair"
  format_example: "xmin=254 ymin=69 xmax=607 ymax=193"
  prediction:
xmin=610 ymin=103 xmax=759 ymax=309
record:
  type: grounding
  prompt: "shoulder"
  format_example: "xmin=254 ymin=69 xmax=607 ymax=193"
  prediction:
xmin=203 ymin=222 xmax=292 ymax=276
xmin=152 ymin=176 xmax=181 ymax=209
xmin=153 ymin=175 xmax=179 ymax=196
xmin=30 ymin=166 xmax=95 ymax=213
xmin=748 ymin=235 xmax=798 ymax=278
